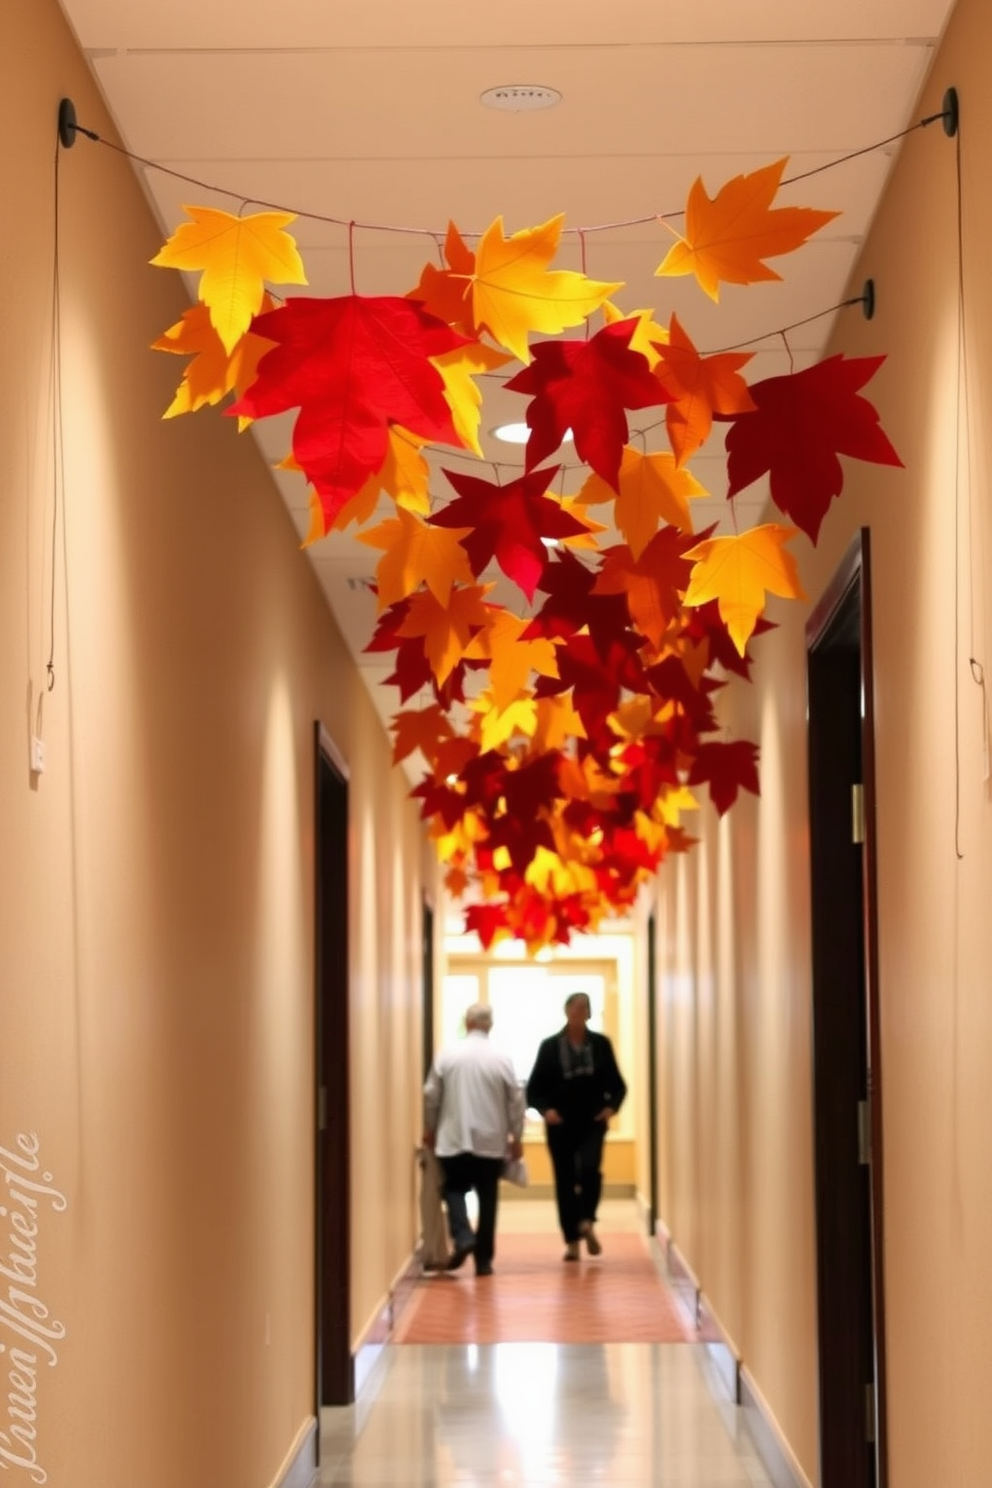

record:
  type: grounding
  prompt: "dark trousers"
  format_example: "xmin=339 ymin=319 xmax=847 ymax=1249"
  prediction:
xmin=439 ymin=1153 xmax=503 ymax=1269
xmin=547 ymin=1122 xmax=606 ymax=1243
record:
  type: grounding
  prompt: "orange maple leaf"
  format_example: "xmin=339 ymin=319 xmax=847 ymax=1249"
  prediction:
xmin=578 ymin=447 xmax=706 ymax=557
xmin=654 ymin=313 xmax=755 ymax=465
xmin=396 ymin=583 xmax=494 ymax=685
xmin=656 ymin=159 xmax=839 ymax=301
xmin=358 ymin=507 xmax=475 ymax=609
xmin=594 ymin=531 xmax=695 ymax=650
xmin=683 ymin=523 xmax=807 ymax=655
xmin=153 ymin=297 xmax=276 ymax=422
xmin=389 ymin=704 xmax=454 ymax=767
xmin=151 ymin=207 xmax=307 ymax=352
xmin=407 ymin=221 xmax=477 ymax=335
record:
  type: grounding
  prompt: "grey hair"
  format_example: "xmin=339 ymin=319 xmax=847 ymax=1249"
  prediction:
xmin=465 ymin=1002 xmax=493 ymax=1030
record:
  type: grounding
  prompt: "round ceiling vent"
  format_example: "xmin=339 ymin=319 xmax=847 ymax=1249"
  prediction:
xmin=480 ymin=84 xmax=563 ymax=112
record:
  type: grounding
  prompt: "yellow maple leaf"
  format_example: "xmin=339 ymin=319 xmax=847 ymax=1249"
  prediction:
xmin=471 ymin=215 xmax=622 ymax=363
xmin=683 ymin=523 xmax=807 ymax=655
xmin=323 ymin=426 xmax=432 ymax=539
xmin=603 ymin=300 xmax=669 ymax=369
xmin=431 ymin=343 xmax=513 ymax=455
xmin=525 ymin=845 xmax=597 ymax=899
xmin=151 ymin=206 xmax=307 ymax=352
xmin=464 ymin=610 xmax=559 ymax=712
xmin=656 ymin=159 xmax=839 ymax=302
xmin=358 ymin=507 xmax=474 ymax=609
xmin=470 ymin=691 xmax=538 ymax=753
xmin=578 ymin=447 xmax=706 ymax=557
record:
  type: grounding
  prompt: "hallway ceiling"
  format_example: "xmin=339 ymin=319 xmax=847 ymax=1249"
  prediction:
xmin=58 ymin=0 xmax=956 ymax=736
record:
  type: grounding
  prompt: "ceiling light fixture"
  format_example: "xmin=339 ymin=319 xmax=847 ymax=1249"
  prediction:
xmin=492 ymin=422 xmax=574 ymax=445
xmin=480 ymin=84 xmax=563 ymax=113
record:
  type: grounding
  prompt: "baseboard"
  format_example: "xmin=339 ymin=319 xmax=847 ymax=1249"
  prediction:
xmin=352 ymin=1249 xmax=421 ymax=1397
xmin=697 ymin=1293 xmax=741 ymax=1405
xmin=740 ymin=1367 xmax=813 ymax=1488
xmin=267 ymin=1415 xmax=317 ymax=1488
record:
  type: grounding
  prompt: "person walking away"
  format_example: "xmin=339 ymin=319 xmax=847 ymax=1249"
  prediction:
xmin=526 ymin=991 xmax=627 ymax=1261
xmin=423 ymin=1003 xmax=525 ymax=1277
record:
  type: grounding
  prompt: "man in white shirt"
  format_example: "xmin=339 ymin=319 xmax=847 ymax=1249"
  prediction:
xmin=423 ymin=1003 xmax=525 ymax=1276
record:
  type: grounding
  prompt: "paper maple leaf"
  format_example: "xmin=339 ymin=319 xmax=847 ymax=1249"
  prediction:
xmin=593 ymin=528 xmax=699 ymax=650
xmin=505 ymin=319 xmax=671 ymax=491
xmin=656 ymin=159 xmax=839 ymax=301
xmin=323 ymin=426 xmax=433 ymax=541
xmin=407 ymin=221 xmax=476 ymax=336
xmin=231 ymin=295 xmax=467 ymax=527
xmin=153 ymin=298 xmax=275 ymax=422
xmin=687 ymin=740 xmax=761 ymax=815
xmin=358 ymin=507 xmax=475 ymax=609
xmin=654 ymin=313 xmax=755 ymax=466
xmin=603 ymin=301 xmax=669 ymax=369
xmin=395 ymin=583 xmax=494 ymax=686
xmin=527 ymin=547 xmax=632 ymax=661
xmin=578 ymin=447 xmax=707 ymax=558
xmin=151 ymin=207 xmax=307 ymax=353
xmin=725 ymin=354 xmax=903 ymax=543
xmin=432 ymin=466 xmax=588 ymax=602
xmin=432 ymin=342 xmax=514 ymax=455
xmin=470 ymin=215 xmax=621 ymax=364
xmin=463 ymin=610 xmax=559 ymax=712
xmin=390 ymin=704 xmax=455 ymax=766
xmin=682 ymin=524 xmax=807 ymax=655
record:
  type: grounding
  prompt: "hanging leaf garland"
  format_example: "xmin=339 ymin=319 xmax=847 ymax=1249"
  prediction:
xmin=149 ymin=164 xmax=900 ymax=951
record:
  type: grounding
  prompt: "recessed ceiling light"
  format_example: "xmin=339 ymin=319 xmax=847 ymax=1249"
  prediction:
xmin=480 ymin=84 xmax=563 ymax=113
xmin=492 ymin=422 xmax=574 ymax=445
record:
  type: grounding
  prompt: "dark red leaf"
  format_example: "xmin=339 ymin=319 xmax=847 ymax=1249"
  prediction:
xmin=725 ymin=354 xmax=902 ymax=543
xmin=505 ymin=320 xmax=671 ymax=491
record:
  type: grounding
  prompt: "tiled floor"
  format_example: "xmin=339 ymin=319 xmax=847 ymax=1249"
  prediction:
xmin=317 ymin=1202 xmax=775 ymax=1486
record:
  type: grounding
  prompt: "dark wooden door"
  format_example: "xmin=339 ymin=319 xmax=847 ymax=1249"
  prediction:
xmin=806 ymin=530 xmax=887 ymax=1488
xmin=314 ymin=725 xmax=352 ymax=1406
xmin=646 ymin=912 xmax=660 ymax=1238
xmin=422 ymin=898 xmax=435 ymax=1079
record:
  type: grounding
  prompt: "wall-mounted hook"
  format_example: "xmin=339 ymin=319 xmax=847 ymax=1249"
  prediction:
xmin=58 ymin=97 xmax=77 ymax=148
xmin=860 ymin=279 xmax=875 ymax=321
xmin=942 ymin=86 xmax=959 ymax=138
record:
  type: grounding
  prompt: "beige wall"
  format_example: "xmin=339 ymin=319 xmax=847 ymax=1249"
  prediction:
xmin=653 ymin=1 xmax=992 ymax=1484
xmin=0 ymin=4 xmax=427 ymax=1486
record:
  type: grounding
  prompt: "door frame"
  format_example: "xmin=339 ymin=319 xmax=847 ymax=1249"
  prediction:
xmin=806 ymin=528 xmax=887 ymax=1488
xmin=313 ymin=723 xmax=352 ymax=1408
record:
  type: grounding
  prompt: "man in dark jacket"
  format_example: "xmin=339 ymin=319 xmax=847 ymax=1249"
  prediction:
xmin=525 ymin=991 xmax=627 ymax=1261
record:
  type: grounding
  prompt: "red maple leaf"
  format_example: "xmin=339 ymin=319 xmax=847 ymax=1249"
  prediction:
xmin=687 ymin=739 xmax=761 ymax=815
xmin=681 ymin=599 xmax=777 ymax=680
xmin=231 ymin=295 xmax=467 ymax=525
xmin=464 ymin=902 xmax=512 ymax=950
xmin=724 ymin=354 xmax=902 ymax=543
xmin=432 ymin=466 xmax=587 ymax=602
xmin=536 ymin=634 xmax=649 ymax=740
xmin=525 ymin=548 xmax=632 ymax=661
xmin=505 ymin=319 xmax=671 ymax=491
